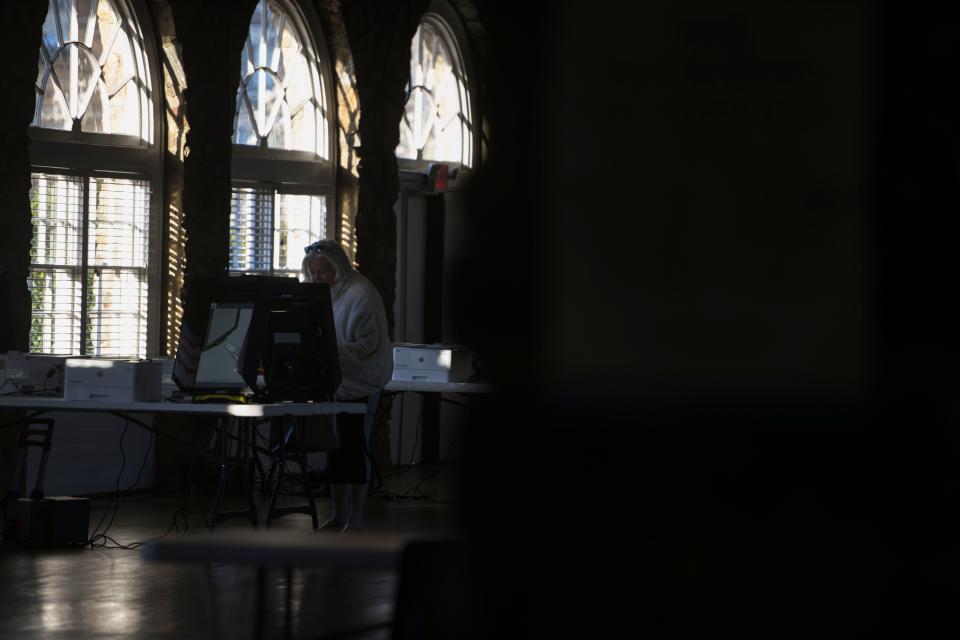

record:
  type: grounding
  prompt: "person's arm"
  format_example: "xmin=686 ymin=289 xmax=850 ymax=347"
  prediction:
xmin=337 ymin=302 xmax=386 ymax=378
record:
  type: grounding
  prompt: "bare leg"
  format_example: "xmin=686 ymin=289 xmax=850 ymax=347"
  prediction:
xmin=345 ymin=451 xmax=372 ymax=531
xmin=346 ymin=483 xmax=368 ymax=530
xmin=322 ymin=483 xmax=350 ymax=530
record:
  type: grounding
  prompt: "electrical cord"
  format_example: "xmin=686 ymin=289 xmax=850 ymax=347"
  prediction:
xmin=1 ymin=366 xmax=63 ymax=396
xmin=2 ymin=405 xmax=210 ymax=550
xmin=40 ymin=366 xmax=61 ymax=396
xmin=93 ymin=502 xmax=197 ymax=551
xmin=87 ymin=419 xmax=132 ymax=548
xmin=86 ymin=419 xmax=201 ymax=550
xmin=368 ymin=411 xmax=423 ymax=499
xmin=0 ymin=378 xmax=23 ymax=394
xmin=398 ymin=423 xmax=466 ymax=504
xmin=1 ymin=376 xmax=61 ymax=397
xmin=407 ymin=410 xmax=423 ymax=466
xmin=374 ymin=409 xmax=425 ymax=481
xmin=370 ymin=411 xmax=465 ymax=504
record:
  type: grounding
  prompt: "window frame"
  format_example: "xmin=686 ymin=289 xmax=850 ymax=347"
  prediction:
xmin=397 ymin=0 xmax=481 ymax=176
xmin=230 ymin=0 xmax=338 ymax=270
xmin=28 ymin=0 xmax=164 ymax=358
xmin=229 ymin=180 xmax=332 ymax=277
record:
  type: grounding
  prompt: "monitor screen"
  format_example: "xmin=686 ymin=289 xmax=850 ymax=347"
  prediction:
xmin=195 ymin=302 xmax=254 ymax=391
xmin=172 ymin=275 xmax=340 ymax=400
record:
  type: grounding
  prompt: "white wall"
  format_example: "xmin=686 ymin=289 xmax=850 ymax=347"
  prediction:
xmin=390 ymin=185 xmax=469 ymax=466
xmin=392 ymin=191 xmax=428 ymax=466
xmin=22 ymin=411 xmax=154 ymax=497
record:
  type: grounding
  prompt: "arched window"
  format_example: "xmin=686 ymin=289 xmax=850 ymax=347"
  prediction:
xmin=230 ymin=0 xmax=335 ymax=277
xmin=29 ymin=0 xmax=160 ymax=358
xmin=397 ymin=5 xmax=476 ymax=169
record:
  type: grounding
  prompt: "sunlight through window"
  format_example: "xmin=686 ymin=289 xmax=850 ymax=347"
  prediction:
xmin=35 ymin=0 xmax=153 ymax=141
xmin=29 ymin=0 xmax=156 ymax=358
xmin=397 ymin=16 xmax=473 ymax=168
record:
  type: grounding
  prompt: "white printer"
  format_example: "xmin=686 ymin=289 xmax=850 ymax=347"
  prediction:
xmin=63 ymin=358 xmax=163 ymax=402
xmin=392 ymin=344 xmax=472 ymax=383
xmin=0 ymin=352 xmax=69 ymax=396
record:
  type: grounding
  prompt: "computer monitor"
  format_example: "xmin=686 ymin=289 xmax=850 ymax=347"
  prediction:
xmin=172 ymin=275 xmax=340 ymax=400
xmin=260 ymin=286 xmax=341 ymax=402
xmin=194 ymin=301 xmax=255 ymax=392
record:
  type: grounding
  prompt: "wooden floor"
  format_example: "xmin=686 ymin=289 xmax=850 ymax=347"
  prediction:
xmin=0 ymin=462 xmax=464 ymax=639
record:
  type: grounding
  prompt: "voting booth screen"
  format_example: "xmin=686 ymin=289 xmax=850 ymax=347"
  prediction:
xmin=172 ymin=276 xmax=340 ymax=399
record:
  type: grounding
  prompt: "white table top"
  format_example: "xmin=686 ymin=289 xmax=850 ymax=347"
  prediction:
xmin=0 ymin=395 xmax=366 ymax=417
xmin=384 ymin=380 xmax=495 ymax=394
xmin=143 ymin=529 xmax=444 ymax=569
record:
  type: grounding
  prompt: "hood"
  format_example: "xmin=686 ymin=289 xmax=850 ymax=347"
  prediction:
xmin=301 ymin=239 xmax=356 ymax=300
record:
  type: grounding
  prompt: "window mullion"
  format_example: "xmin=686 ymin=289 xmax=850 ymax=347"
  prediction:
xmin=79 ymin=175 xmax=90 ymax=355
xmin=52 ymin=2 xmax=64 ymax=50
xmin=271 ymin=187 xmax=279 ymax=276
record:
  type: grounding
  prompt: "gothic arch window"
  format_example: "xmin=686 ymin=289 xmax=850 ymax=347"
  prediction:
xmin=29 ymin=0 xmax=161 ymax=358
xmin=36 ymin=0 xmax=153 ymax=141
xmin=397 ymin=3 xmax=477 ymax=169
xmin=230 ymin=0 xmax=336 ymax=277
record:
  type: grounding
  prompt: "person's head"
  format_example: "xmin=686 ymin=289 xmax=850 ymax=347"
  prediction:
xmin=301 ymin=239 xmax=352 ymax=284
xmin=305 ymin=254 xmax=337 ymax=284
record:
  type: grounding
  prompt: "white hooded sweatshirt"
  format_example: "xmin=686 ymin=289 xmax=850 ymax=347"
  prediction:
xmin=302 ymin=240 xmax=393 ymax=401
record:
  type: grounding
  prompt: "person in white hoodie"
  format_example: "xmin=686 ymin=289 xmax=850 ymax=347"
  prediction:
xmin=301 ymin=239 xmax=393 ymax=532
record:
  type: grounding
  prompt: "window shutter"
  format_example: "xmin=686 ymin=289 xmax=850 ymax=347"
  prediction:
xmin=230 ymin=186 xmax=273 ymax=274
xmin=29 ymin=173 xmax=84 ymax=354
xmin=86 ymin=176 xmax=150 ymax=358
xmin=274 ymin=193 xmax=326 ymax=277
xmin=29 ymin=172 xmax=150 ymax=358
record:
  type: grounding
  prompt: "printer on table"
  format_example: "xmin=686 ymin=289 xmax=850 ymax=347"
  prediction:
xmin=392 ymin=344 xmax=472 ymax=383
xmin=63 ymin=358 xmax=163 ymax=402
